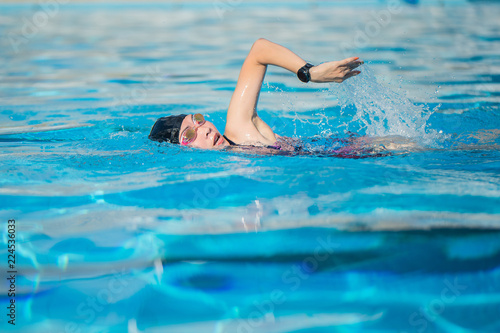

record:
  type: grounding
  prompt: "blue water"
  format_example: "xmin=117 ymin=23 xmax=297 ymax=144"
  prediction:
xmin=1 ymin=1 xmax=500 ymax=332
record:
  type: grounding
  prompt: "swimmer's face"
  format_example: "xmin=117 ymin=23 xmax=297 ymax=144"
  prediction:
xmin=179 ymin=114 xmax=229 ymax=149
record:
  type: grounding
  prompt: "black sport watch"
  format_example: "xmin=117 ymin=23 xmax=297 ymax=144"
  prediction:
xmin=297 ymin=63 xmax=314 ymax=83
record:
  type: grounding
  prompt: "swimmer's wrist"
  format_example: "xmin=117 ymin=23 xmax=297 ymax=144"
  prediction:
xmin=309 ymin=66 xmax=318 ymax=83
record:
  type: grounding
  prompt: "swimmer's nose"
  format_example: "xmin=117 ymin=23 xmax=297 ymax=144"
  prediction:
xmin=202 ymin=126 xmax=211 ymax=139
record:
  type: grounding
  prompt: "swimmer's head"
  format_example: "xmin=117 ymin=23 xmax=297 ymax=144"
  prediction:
xmin=149 ymin=114 xmax=187 ymax=144
xmin=149 ymin=114 xmax=228 ymax=149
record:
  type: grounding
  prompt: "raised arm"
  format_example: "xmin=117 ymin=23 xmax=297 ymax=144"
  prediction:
xmin=224 ymin=38 xmax=363 ymax=145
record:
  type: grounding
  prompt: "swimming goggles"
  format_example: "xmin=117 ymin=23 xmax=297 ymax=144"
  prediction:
xmin=180 ymin=113 xmax=206 ymax=145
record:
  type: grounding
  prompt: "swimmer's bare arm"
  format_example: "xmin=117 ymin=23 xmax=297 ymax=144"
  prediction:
xmin=224 ymin=38 xmax=363 ymax=144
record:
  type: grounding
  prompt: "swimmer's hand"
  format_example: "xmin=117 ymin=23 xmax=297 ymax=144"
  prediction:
xmin=310 ymin=57 xmax=363 ymax=83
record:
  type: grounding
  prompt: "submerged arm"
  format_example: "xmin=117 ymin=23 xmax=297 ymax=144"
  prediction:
xmin=224 ymin=38 xmax=363 ymax=144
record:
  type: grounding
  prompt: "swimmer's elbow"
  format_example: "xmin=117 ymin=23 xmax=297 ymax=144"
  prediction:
xmin=253 ymin=38 xmax=269 ymax=47
xmin=250 ymin=38 xmax=271 ymax=64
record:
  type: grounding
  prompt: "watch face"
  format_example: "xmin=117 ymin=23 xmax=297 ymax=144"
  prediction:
xmin=298 ymin=66 xmax=311 ymax=83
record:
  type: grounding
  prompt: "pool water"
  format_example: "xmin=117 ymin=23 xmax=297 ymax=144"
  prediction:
xmin=1 ymin=1 xmax=500 ymax=332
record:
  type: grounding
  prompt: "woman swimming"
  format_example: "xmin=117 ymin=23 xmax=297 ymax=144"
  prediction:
xmin=148 ymin=38 xmax=363 ymax=151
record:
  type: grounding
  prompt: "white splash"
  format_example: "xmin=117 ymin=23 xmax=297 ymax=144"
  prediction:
xmin=335 ymin=64 xmax=440 ymax=146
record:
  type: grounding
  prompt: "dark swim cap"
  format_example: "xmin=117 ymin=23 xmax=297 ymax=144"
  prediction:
xmin=149 ymin=114 xmax=187 ymax=144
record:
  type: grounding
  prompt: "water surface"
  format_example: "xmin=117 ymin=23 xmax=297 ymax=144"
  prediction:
xmin=1 ymin=1 xmax=499 ymax=332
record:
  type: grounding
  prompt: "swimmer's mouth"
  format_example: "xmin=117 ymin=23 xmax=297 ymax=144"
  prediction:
xmin=214 ymin=133 xmax=221 ymax=145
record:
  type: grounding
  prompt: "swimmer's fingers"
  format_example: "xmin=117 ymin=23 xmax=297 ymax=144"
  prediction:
xmin=310 ymin=58 xmax=363 ymax=83
xmin=338 ymin=63 xmax=362 ymax=80
xmin=340 ymin=56 xmax=360 ymax=65
xmin=347 ymin=60 xmax=364 ymax=70
xmin=343 ymin=70 xmax=361 ymax=81
xmin=340 ymin=58 xmax=363 ymax=80
xmin=340 ymin=57 xmax=364 ymax=66
xmin=341 ymin=59 xmax=364 ymax=71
